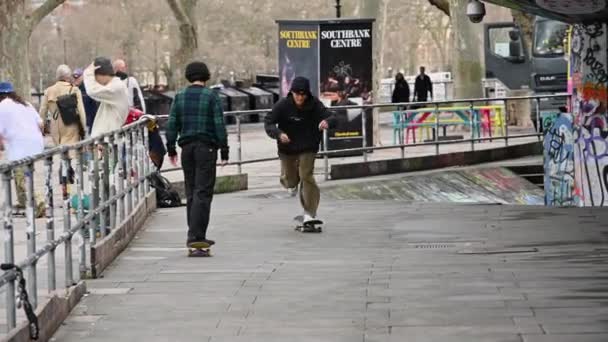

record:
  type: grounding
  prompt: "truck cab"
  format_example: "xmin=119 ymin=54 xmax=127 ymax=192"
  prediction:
xmin=484 ymin=17 xmax=568 ymax=131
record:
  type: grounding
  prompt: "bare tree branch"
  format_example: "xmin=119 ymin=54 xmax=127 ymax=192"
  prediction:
xmin=28 ymin=0 xmax=67 ymax=32
xmin=166 ymin=0 xmax=190 ymax=26
xmin=428 ymin=0 xmax=450 ymax=16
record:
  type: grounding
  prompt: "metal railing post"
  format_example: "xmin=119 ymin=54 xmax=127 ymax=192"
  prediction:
xmin=535 ymin=97 xmax=541 ymax=140
xmin=117 ymin=132 xmax=126 ymax=223
xmin=362 ymin=108 xmax=368 ymax=162
xmin=76 ymin=147 xmax=86 ymax=279
xmin=236 ymin=115 xmax=242 ymax=175
xmin=132 ymin=129 xmax=140 ymax=206
xmin=400 ymin=109 xmax=405 ymax=159
xmin=24 ymin=163 xmax=37 ymax=308
xmin=129 ymin=129 xmax=139 ymax=210
xmin=125 ymin=131 xmax=133 ymax=216
xmin=2 ymin=170 xmax=16 ymax=331
xmin=143 ymin=124 xmax=150 ymax=192
xmin=61 ymin=150 xmax=74 ymax=287
xmin=108 ymin=135 xmax=117 ymax=230
xmin=89 ymin=143 xmax=99 ymax=245
xmin=434 ymin=104 xmax=440 ymax=156
xmin=138 ymin=127 xmax=145 ymax=200
xmin=323 ymin=129 xmax=329 ymax=181
xmin=504 ymin=99 xmax=510 ymax=147
xmin=100 ymin=140 xmax=109 ymax=238
xmin=44 ymin=156 xmax=56 ymax=291
xmin=469 ymin=102 xmax=475 ymax=152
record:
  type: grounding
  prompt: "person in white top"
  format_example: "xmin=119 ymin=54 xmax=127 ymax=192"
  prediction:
xmin=0 ymin=81 xmax=46 ymax=216
xmin=83 ymin=57 xmax=129 ymax=138
xmin=113 ymin=59 xmax=146 ymax=113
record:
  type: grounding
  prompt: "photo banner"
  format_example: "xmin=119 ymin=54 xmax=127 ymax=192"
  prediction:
xmin=277 ymin=23 xmax=319 ymax=97
xmin=319 ymin=21 xmax=374 ymax=151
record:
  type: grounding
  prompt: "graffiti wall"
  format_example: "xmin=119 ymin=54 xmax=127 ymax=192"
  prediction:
xmin=543 ymin=112 xmax=576 ymax=206
xmin=570 ymin=23 xmax=608 ymax=206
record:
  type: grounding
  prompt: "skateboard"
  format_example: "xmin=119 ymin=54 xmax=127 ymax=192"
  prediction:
xmin=187 ymin=241 xmax=212 ymax=257
xmin=294 ymin=215 xmax=323 ymax=233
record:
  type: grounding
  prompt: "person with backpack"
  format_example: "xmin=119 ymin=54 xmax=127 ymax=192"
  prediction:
xmin=72 ymin=68 xmax=99 ymax=135
xmin=166 ymin=61 xmax=229 ymax=249
xmin=39 ymin=64 xmax=87 ymax=149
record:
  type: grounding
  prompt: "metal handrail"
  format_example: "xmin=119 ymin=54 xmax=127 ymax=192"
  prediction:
xmin=0 ymin=115 xmax=156 ymax=334
xmin=159 ymin=93 xmax=568 ymax=179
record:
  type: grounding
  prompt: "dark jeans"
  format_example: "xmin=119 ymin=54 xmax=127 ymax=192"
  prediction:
xmin=181 ymin=141 xmax=217 ymax=242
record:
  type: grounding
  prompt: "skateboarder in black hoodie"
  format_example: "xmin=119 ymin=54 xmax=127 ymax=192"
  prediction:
xmin=264 ymin=76 xmax=335 ymax=224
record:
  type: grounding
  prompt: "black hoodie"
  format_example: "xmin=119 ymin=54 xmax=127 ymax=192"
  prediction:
xmin=264 ymin=93 xmax=335 ymax=155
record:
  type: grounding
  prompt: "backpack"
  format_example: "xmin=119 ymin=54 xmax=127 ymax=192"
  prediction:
xmin=148 ymin=172 xmax=182 ymax=208
xmin=127 ymin=77 xmax=143 ymax=111
xmin=54 ymin=86 xmax=80 ymax=126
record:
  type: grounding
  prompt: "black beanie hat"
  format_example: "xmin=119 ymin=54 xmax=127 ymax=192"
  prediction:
xmin=94 ymin=57 xmax=114 ymax=76
xmin=185 ymin=61 xmax=211 ymax=83
xmin=290 ymin=76 xmax=311 ymax=94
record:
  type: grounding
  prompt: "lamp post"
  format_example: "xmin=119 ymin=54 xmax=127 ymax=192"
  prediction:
xmin=335 ymin=0 xmax=342 ymax=18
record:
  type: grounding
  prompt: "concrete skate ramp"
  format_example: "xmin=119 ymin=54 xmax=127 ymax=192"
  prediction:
xmin=323 ymin=167 xmax=544 ymax=205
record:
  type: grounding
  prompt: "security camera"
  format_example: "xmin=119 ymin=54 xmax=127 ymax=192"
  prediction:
xmin=466 ymin=0 xmax=486 ymax=23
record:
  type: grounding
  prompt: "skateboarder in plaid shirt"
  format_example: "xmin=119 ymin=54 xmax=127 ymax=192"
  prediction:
xmin=166 ymin=61 xmax=229 ymax=249
xmin=264 ymin=76 xmax=335 ymax=225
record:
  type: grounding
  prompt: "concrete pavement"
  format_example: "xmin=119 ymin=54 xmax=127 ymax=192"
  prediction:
xmin=51 ymin=171 xmax=608 ymax=342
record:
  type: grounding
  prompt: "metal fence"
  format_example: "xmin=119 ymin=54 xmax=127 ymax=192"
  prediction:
xmin=0 ymin=116 xmax=155 ymax=335
xmin=160 ymin=93 xmax=568 ymax=179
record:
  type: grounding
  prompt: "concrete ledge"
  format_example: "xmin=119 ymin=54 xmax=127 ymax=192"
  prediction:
xmin=91 ymin=190 xmax=157 ymax=278
xmin=3 ymin=281 xmax=87 ymax=342
xmin=330 ymin=142 xmax=542 ymax=180
xmin=173 ymin=173 xmax=248 ymax=199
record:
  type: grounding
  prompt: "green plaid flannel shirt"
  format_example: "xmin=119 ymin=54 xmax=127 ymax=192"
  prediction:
xmin=165 ymin=85 xmax=229 ymax=160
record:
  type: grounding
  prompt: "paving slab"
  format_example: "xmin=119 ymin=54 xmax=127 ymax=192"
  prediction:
xmin=45 ymin=181 xmax=608 ymax=342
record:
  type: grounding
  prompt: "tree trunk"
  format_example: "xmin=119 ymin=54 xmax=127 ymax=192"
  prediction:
xmin=0 ymin=1 xmax=31 ymax=99
xmin=408 ymin=42 xmax=419 ymax=75
xmin=0 ymin=0 xmax=65 ymax=100
xmin=361 ymin=0 xmax=389 ymax=146
xmin=511 ymin=10 xmax=534 ymax=55
xmin=167 ymin=0 xmax=199 ymax=88
xmin=448 ymin=0 xmax=483 ymax=99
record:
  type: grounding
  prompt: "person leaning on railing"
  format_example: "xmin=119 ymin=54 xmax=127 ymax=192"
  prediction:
xmin=0 ymin=82 xmax=46 ymax=217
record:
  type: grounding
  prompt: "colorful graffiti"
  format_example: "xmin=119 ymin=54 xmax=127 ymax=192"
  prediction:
xmin=570 ymin=23 xmax=608 ymax=206
xmin=543 ymin=113 xmax=576 ymax=206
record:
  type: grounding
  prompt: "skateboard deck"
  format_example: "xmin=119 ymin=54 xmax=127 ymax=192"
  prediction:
xmin=294 ymin=215 xmax=323 ymax=233
xmin=187 ymin=242 xmax=212 ymax=257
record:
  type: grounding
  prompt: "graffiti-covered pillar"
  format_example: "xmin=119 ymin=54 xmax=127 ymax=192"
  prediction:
xmin=570 ymin=23 xmax=608 ymax=206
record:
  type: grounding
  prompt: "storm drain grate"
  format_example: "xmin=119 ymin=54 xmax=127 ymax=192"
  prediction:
xmin=410 ymin=243 xmax=456 ymax=249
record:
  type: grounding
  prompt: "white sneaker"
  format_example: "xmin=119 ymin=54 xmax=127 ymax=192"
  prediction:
xmin=303 ymin=213 xmax=315 ymax=224
xmin=287 ymin=185 xmax=298 ymax=197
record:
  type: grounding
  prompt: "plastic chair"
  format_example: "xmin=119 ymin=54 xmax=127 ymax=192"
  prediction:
xmin=480 ymin=108 xmax=492 ymax=140
xmin=392 ymin=112 xmax=404 ymax=145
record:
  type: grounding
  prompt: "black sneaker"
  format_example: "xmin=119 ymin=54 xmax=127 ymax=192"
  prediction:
xmin=187 ymin=239 xmax=215 ymax=249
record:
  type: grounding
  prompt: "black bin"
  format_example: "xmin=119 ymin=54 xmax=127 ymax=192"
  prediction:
xmin=237 ymin=87 xmax=274 ymax=122
xmin=218 ymin=87 xmax=250 ymax=124
xmin=212 ymin=88 xmax=232 ymax=124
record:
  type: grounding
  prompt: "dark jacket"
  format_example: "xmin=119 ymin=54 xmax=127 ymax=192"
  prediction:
xmin=414 ymin=74 xmax=433 ymax=102
xmin=264 ymin=94 xmax=335 ymax=155
xmin=78 ymin=83 xmax=99 ymax=134
xmin=392 ymin=80 xmax=410 ymax=103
